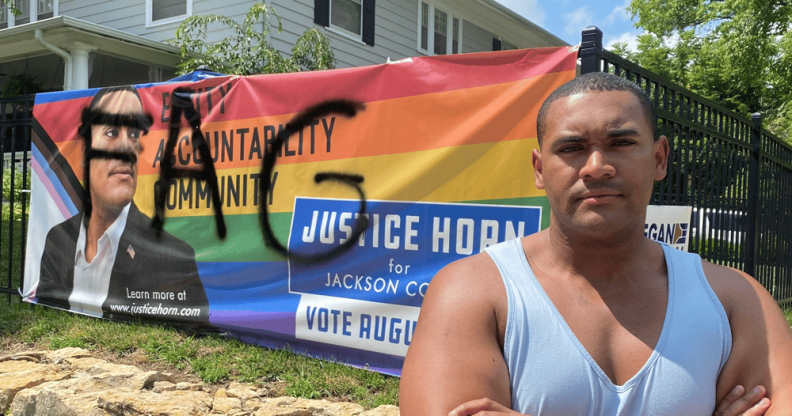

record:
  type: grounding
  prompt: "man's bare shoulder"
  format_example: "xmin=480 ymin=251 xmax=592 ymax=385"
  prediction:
xmin=421 ymin=245 xmax=507 ymax=322
xmin=701 ymin=260 xmax=768 ymax=318
xmin=399 ymin=240 xmax=517 ymax=415
xmin=429 ymin=233 xmax=543 ymax=294
xmin=431 ymin=248 xmax=501 ymax=288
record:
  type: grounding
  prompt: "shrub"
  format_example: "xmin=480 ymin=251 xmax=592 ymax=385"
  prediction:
xmin=2 ymin=168 xmax=30 ymax=212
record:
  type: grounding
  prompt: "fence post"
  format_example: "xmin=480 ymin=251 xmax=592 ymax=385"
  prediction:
xmin=745 ymin=113 xmax=762 ymax=277
xmin=580 ymin=26 xmax=603 ymax=74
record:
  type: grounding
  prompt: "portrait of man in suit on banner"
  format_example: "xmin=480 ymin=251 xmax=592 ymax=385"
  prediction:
xmin=35 ymin=85 xmax=211 ymax=328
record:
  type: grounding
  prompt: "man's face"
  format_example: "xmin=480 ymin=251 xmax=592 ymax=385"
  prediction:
xmin=532 ymin=90 xmax=669 ymax=237
xmin=88 ymin=90 xmax=145 ymax=216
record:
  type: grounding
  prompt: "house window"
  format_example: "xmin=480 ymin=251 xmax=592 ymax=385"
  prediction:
xmin=417 ymin=1 xmax=462 ymax=55
xmin=433 ymin=8 xmax=446 ymax=54
xmin=314 ymin=0 xmax=376 ymax=46
xmin=452 ymin=17 xmax=459 ymax=54
xmin=14 ymin=0 xmax=30 ymax=25
xmin=146 ymin=0 xmax=192 ymax=26
xmin=330 ymin=0 xmax=362 ymax=36
xmin=0 ymin=0 xmax=56 ymax=29
xmin=493 ymin=38 xmax=518 ymax=51
xmin=420 ymin=2 xmax=429 ymax=50
xmin=38 ymin=0 xmax=53 ymax=19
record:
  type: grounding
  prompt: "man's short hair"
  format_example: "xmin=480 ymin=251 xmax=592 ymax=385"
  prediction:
xmin=536 ymin=72 xmax=658 ymax=145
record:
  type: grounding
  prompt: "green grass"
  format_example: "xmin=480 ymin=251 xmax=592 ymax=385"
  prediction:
xmin=785 ymin=308 xmax=792 ymax=327
xmin=0 ymin=301 xmax=399 ymax=408
xmin=0 ymin=208 xmax=397 ymax=408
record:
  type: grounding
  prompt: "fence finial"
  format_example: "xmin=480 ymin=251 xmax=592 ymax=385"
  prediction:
xmin=580 ymin=26 xmax=603 ymax=74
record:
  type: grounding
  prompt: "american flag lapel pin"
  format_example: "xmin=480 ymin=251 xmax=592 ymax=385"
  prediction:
xmin=127 ymin=245 xmax=136 ymax=260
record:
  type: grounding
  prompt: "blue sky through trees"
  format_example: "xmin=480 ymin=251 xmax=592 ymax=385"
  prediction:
xmin=494 ymin=0 xmax=640 ymax=50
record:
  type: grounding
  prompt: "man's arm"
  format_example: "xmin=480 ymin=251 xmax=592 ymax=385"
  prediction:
xmin=447 ymin=389 xmax=770 ymax=416
xmin=400 ymin=252 xmax=512 ymax=416
xmin=706 ymin=262 xmax=792 ymax=414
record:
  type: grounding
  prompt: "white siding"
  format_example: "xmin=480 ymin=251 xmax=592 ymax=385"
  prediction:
xmin=59 ymin=0 xmax=146 ymax=31
xmin=269 ymin=0 xmax=420 ymax=68
xmin=462 ymin=19 xmax=495 ymax=53
xmin=56 ymin=0 xmax=566 ymax=71
xmin=59 ymin=0 xmax=254 ymax=42
xmin=143 ymin=0 xmax=254 ymax=43
xmin=371 ymin=0 xmax=420 ymax=61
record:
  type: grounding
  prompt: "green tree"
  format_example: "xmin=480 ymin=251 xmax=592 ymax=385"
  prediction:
xmin=2 ymin=73 xmax=46 ymax=97
xmin=170 ymin=1 xmax=336 ymax=75
xmin=2 ymin=169 xmax=30 ymax=216
xmin=613 ymin=0 xmax=792 ymax=142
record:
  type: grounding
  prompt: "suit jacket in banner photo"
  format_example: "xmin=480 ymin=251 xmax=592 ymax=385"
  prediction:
xmin=37 ymin=202 xmax=212 ymax=329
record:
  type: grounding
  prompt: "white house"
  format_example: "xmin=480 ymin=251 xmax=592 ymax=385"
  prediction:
xmin=0 ymin=0 xmax=567 ymax=92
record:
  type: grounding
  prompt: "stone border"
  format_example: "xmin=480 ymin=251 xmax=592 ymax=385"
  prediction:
xmin=0 ymin=348 xmax=400 ymax=416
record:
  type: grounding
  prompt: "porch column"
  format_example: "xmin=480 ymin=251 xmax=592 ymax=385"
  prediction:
xmin=64 ymin=42 xmax=97 ymax=91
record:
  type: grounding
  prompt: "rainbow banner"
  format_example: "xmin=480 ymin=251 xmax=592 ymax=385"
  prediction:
xmin=23 ymin=47 xmax=578 ymax=375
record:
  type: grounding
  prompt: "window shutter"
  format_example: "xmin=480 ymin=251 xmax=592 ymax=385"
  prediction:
xmin=362 ymin=0 xmax=376 ymax=46
xmin=492 ymin=38 xmax=502 ymax=51
xmin=314 ymin=0 xmax=330 ymax=27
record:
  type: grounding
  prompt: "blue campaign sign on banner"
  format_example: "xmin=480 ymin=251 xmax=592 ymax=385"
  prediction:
xmin=287 ymin=198 xmax=542 ymax=308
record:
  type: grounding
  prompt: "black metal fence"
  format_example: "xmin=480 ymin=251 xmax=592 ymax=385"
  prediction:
xmin=580 ymin=27 xmax=792 ymax=306
xmin=0 ymin=94 xmax=33 ymax=302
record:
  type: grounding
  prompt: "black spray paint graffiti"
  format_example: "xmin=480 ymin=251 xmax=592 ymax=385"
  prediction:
xmin=153 ymin=87 xmax=226 ymax=238
xmin=258 ymin=100 xmax=369 ymax=263
xmin=152 ymin=87 xmax=369 ymax=264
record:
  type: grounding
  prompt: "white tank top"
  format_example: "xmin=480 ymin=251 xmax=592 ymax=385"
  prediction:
xmin=485 ymin=239 xmax=731 ymax=415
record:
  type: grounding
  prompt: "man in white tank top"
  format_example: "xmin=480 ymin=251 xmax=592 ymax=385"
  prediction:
xmin=400 ymin=73 xmax=792 ymax=415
